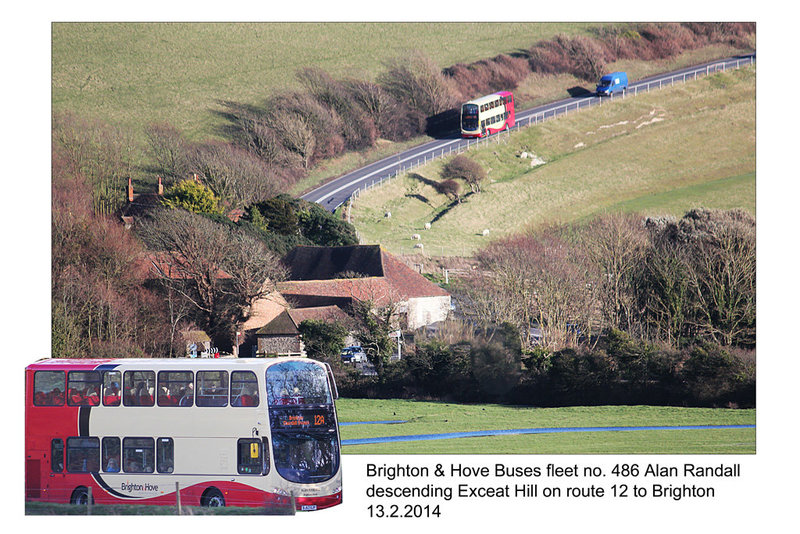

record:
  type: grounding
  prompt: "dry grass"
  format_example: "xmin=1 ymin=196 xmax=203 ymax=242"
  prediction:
xmin=351 ymin=67 xmax=755 ymax=256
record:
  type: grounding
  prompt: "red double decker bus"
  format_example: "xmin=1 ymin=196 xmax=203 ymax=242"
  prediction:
xmin=25 ymin=357 xmax=342 ymax=511
xmin=461 ymin=91 xmax=515 ymax=138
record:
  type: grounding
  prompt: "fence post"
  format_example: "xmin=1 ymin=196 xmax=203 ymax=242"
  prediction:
xmin=176 ymin=481 xmax=182 ymax=515
xmin=87 ymin=486 xmax=93 ymax=515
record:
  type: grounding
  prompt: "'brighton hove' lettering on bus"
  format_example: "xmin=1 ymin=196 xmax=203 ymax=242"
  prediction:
xmin=121 ymin=481 xmax=159 ymax=493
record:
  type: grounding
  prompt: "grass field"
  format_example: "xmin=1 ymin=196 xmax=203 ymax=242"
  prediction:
xmin=336 ymin=399 xmax=755 ymax=454
xmin=52 ymin=22 xmax=600 ymax=143
xmin=351 ymin=66 xmax=756 ymax=256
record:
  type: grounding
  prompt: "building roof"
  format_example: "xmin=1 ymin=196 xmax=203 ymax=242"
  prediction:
xmin=279 ymin=246 xmax=449 ymax=306
xmin=283 ymin=244 xmax=384 ymax=280
xmin=254 ymin=305 xmax=351 ymax=337
xmin=255 ymin=310 xmax=299 ymax=336
xmin=182 ymin=330 xmax=211 ymax=343
xmin=287 ymin=305 xmax=351 ymax=325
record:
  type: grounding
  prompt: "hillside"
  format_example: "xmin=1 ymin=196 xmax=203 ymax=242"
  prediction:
xmin=350 ymin=66 xmax=756 ymax=256
xmin=52 ymin=22 xmax=601 ymax=142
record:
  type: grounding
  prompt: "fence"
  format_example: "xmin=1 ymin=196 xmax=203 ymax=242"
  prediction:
xmin=25 ymin=482 xmax=297 ymax=515
xmin=341 ymin=55 xmax=755 ymax=213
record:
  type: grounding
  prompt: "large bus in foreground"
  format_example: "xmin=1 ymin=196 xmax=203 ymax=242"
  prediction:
xmin=25 ymin=357 xmax=342 ymax=511
xmin=461 ymin=91 xmax=515 ymax=138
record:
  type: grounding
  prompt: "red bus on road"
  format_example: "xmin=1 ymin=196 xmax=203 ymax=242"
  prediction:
xmin=25 ymin=357 xmax=342 ymax=511
xmin=461 ymin=91 xmax=515 ymax=138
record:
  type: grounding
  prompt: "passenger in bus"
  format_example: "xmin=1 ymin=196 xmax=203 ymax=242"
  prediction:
xmin=104 ymin=382 xmax=121 ymax=405
xmin=105 ymin=456 xmax=120 ymax=472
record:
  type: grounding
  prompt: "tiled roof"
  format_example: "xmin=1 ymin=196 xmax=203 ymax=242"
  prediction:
xmin=279 ymin=246 xmax=448 ymax=305
xmin=255 ymin=310 xmax=299 ymax=336
xmin=255 ymin=305 xmax=351 ymax=336
xmin=283 ymin=244 xmax=384 ymax=280
xmin=287 ymin=305 xmax=351 ymax=325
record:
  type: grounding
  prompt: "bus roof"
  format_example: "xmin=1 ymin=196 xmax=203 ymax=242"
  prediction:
xmin=464 ymin=91 xmax=512 ymax=106
xmin=25 ymin=357 xmax=313 ymax=372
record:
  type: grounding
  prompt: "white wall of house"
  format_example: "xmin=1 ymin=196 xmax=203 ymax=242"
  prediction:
xmin=406 ymin=295 xmax=451 ymax=329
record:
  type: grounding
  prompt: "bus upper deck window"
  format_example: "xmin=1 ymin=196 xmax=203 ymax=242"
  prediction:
xmin=34 ymin=371 xmax=65 ymax=406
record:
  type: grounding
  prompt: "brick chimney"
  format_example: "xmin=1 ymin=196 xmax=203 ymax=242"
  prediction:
xmin=127 ymin=177 xmax=134 ymax=202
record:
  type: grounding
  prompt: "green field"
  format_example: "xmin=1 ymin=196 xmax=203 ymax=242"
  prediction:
xmin=351 ymin=66 xmax=756 ymax=256
xmin=52 ymin=22 xmax=601 ymax=143
xmin=336 ymin=399 xmax=755 ymax=454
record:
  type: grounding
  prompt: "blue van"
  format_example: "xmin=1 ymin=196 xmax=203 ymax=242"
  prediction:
xmin=596 ymin=71 xmax=628 ymax=96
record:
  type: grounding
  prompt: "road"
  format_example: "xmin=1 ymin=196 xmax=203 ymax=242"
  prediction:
xmin=301 ymin=54 xmax=755 ymax=213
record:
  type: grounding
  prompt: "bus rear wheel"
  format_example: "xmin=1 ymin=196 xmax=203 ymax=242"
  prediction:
xmin=70 ymin=486 xmax=93 ymax=505
xmin=202 ymin=487 xmax=226 ymax=507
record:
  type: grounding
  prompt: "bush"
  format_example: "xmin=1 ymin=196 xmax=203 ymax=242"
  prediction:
xmin=162 ymin=178 xmax=223 ymax=215
xmin=435 ymin=178 xmax=462 ymax=202
xmin=442 ymin=155 xmax=487 ymax=193
xmin=681 ymin=343 xmax=754 ymax=407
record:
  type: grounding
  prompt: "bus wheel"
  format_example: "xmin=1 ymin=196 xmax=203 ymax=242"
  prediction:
xmin=202 ymin=487 xmax=226 ymax=507
xmin=70 ymin=486 xmax=93 ymax=505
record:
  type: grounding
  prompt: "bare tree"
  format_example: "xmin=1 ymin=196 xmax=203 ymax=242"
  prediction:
xmin=145 ymin=122 xmax=192 ymax=181
xmin=580 ymin=213 xmax=649 ymax=334
xmin=379 ymin=51 xmax=461 ymax=117
xmin=189 ymin=142 xmax=288 ymax=209
xmin=137 ymin=208 xmax=287 ymax=347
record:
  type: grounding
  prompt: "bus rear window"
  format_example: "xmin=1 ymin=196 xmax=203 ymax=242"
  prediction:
xmin=33 ymin=371 xmax=65 ymax=406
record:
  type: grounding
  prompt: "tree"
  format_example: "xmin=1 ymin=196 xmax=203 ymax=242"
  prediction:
xmin=442 ymin=155 xmax=487 ymax=193
xmin=378 ymin=51 xmax=461 ymax=117
xmin=145 ymin=122 xmax=192 ymax=180
xmin=353 ymin=300 xmax=397 ymax=378
xmin=137 ymin=208 xmax=287 ymax=347
xmin=435 ymin=178 xmax=462 ymax=203
xmin=190 ymin=142 xmax=288 ymax=209
xmin=581 ymin=213 xmax=649 ymax=334
xmin=298 ymin=319 xmax=350 ymax=365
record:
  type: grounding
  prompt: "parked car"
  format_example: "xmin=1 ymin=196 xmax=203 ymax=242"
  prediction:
xmin=596 ymin=71 xmax=628 ymax=96
xmin=341 ymin=346 xmax=367 ymax=363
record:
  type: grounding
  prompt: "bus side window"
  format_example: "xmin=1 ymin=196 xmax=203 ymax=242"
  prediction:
xmin=66 ymin=437 xmax=100 ymax=473
xmin=123 ymin=370 xmax=155 ymax=406
xmin=231 ymin=371 xmax=259 ymax=407
xmin=67 ymin=371 xmax=101 ymax=406
xmin=157 ymin=438 xmax=174 ymax=473
xmin=103 ymin=371 xmax=121 ymax=406
xmin=123 ymin=437 xmax=155 ymax=473
xmin=34 ymin=371 xmax=65 ymax=406
xmin=196 ymin=371 xmax=228 ymax=407
xmin=51 ymin=439 xmax=63 ymax=472
xmin=102 ymin=437 xmax=120 ymax=472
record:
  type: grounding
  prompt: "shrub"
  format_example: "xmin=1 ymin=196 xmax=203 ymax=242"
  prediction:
xmin=162 ymin=178 xmax=223 ymax=215
xmin=435 ymin=178 xmax=462 ymax=202
xmin=442 ymin=155 xmax=487 ymax=193
xmin=378 ymin=51 xmax=461 ymax=117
